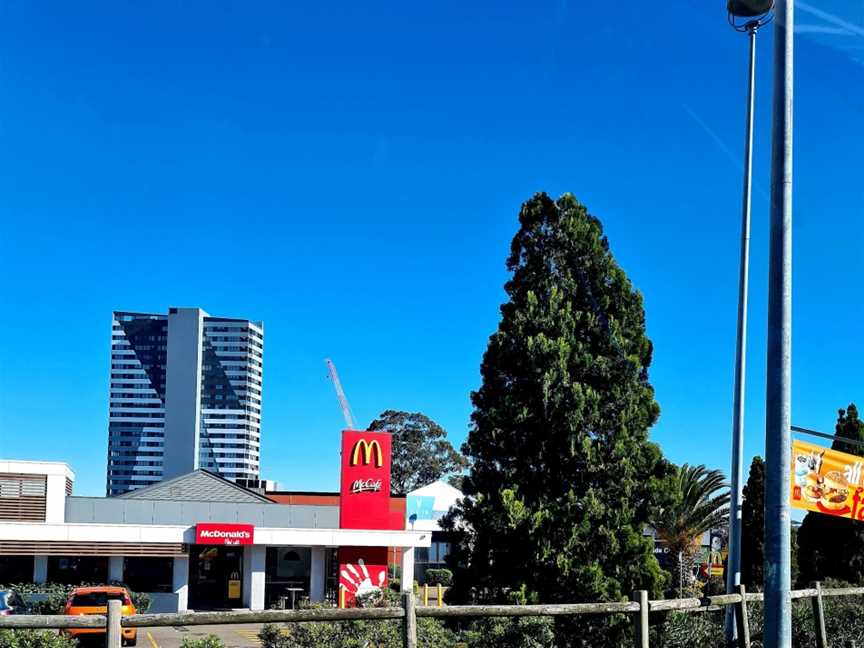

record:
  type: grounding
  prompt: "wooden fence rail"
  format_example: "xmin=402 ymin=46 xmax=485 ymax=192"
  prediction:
xmin=0 ymin=582 xmax=859 ymax=648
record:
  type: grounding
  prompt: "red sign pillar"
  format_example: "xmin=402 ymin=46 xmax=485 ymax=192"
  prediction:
xmin=338 ymin=430 xmax=392 ymax=606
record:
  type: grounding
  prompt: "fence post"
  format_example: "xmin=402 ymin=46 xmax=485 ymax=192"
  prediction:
xmin=812 ymin=581 xmax=827 ymax=648
xmin=106 ymin=599 xmax=122 ymax=648
xmin=437 ymin=584 xmax=443 ymax=608
xmin=735 ymin=584 xmax=750 ymax=648
xmin=402 ymin=591 xmax=417 ymax=648
xmin=632 ymin=590 xmax=649 ymax=648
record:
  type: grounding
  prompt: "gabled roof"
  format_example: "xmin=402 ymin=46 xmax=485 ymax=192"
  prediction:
xmin=407 ymin=481 xmax=463 ymax=499
xmin=116 ymin=470 xmax=274 ymax=503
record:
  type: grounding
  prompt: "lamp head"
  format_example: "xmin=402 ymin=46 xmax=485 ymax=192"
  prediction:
xmin=727 ymin=0 xmax=774 ymax=18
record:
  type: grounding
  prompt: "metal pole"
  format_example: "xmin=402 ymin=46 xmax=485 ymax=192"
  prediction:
xmin=764 ymin=0 xmax=793 ymax=646
xmin=725 ymin=21 xmax=757 ymax=645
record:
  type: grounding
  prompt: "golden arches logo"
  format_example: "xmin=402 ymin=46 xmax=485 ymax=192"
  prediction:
xmin=351 ymin=439 xmax=383 ymax=467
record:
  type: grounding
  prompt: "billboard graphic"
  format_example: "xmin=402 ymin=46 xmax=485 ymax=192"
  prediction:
xmin=791 ymin=439 xmax=864 ymax=520
xmin=337 ymin=546 xmax=388 ymax=608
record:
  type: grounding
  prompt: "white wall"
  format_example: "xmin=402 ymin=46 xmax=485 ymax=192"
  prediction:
xmin=401 ymin=548 xmax=415 ymax=593
xmin=242 ymin=546 xmax=266 ymax=610
xmin=173 ymin=556 xmax=189 ymax=612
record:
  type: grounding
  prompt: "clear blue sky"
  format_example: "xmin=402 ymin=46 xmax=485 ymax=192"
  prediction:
xmin=1 ymin=1 xmax=862 ymax=497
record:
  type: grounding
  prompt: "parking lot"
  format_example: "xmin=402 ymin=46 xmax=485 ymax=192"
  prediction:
xmin=143 ymin=624 xmax=266 ymax=648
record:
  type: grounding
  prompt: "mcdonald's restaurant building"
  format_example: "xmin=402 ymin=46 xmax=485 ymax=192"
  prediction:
xmin=0 ymin=431 xmax=435 ymax=612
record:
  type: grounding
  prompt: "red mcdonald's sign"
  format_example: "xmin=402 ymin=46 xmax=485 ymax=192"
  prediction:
xmin=339 ymin=430 xmax=392 ymax=530
xmin=195 ymin=523 xmax=255 ymax=545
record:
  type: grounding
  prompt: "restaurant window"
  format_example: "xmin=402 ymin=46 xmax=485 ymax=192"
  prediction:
xmin=47 ymin=556 xmax=108 ymax=585
xmin=0 ymin=556 xmax=34 ymax=583
xmin=123 ymin=557 xmax=173 ymax=593
xmin=265 ymin=547 xmax=311 ymax=608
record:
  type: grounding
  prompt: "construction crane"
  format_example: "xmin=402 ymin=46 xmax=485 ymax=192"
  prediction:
xmin=325 ymin=358 xmax=357 ymax=430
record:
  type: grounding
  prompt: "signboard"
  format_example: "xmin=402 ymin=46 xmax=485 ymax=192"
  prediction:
xmin=698 ymin=530 xmax=727 ymax=579
xmin=337 ymin=430 xmax=393 ymax=607
xmin=339 ymin=430 xmax=392 ymax=530
xmin=791 ymin=439 xmax=864 ymax=520
xmin=337 ymin=546 xmax=388 ymax=608
xmin=228 ymin=571 xmax=242 ymax=599
xmin=195 ymin=523 xmax=255 ymax=545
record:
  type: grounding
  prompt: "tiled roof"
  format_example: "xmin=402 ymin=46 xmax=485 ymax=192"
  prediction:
xmin=116 ymin=470 xmax=273 ymax=503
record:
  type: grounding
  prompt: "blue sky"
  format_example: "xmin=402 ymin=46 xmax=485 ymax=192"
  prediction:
xmin=1 ymin=1 xmax=862 ymax=497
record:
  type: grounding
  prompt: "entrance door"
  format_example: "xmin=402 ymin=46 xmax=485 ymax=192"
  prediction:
xmin=189 ymin=546 xmax=244 ymax=609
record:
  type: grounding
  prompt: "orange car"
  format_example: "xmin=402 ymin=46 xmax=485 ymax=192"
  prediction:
xmin=63 ymin=586 xmax=137 ymax=646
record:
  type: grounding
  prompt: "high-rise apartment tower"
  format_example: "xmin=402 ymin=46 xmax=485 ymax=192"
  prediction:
xmin=107 ymin=308 xmax=263 ymax=495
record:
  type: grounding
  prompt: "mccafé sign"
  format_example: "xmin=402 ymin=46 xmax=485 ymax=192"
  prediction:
xmin=339 ymin=430 xmax=392 ymax=530
xmin=351 ymin=478 xmax=382 ymax=493
xmin=195 ymin=523 xmax=255 ymax=545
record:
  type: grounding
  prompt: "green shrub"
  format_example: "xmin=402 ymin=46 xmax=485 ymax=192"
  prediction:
xmin=179 ymin=635 xmax=224 ymax=648
xmin=655 ymin=610 xmax=724 ymax=647
xmin=0 ymin=630 xmax=77 ymax=648
xmin=462 ymin=617 xmax=555 ymax=648
xmin=260 ymin=593 xmax=459 ymax=648
xmin=355 ymin=589 xmax=384 ymax=608
xmin=424 ymin=569 xmax=453 ymax=587
xmin=126 ymin=590 xmax=151 ymax=614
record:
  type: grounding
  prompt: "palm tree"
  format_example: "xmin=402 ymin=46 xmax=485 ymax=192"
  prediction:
xmin=653 ymin=464 xmax=730 ymax=597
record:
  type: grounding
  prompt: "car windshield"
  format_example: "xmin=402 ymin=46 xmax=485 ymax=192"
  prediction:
xmin=71 ymin=592 xmax=126 ymax=607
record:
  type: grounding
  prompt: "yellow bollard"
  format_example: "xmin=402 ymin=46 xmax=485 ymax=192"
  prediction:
xmin=437 ymin=584 xmax=443 ymax=608
xmin=423 ymin=584 xmax=429 ymax=606
xmin=339 ymin=588 xmax=346 ymax=609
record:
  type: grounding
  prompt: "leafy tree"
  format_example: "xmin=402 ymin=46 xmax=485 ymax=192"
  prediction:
xmin=367 ymin=410 xmax=467 ymax=495
xmin=447 ymin=192 xmax=671 ymax=647
xmin=741 ymin=456 xmax=765 ymax=587
xmin=797 ymin=404 xmax=864 ymax=586
xmin=652 ymin=464 xmax=729 ymax=597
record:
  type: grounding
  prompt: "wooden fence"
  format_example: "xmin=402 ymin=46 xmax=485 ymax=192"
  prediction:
xmin=2 ymin=583 xmax=863 ymax=648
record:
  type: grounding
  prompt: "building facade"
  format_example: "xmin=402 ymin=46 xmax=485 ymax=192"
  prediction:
xmin=0 ymin=460 xmax=427 ymax=613
xmin=108 ymin=308 xmax=264 ymax=495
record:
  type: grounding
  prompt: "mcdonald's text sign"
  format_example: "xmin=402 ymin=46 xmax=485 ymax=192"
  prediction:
xmin=339 ymin=430 xmax=392 ymax=529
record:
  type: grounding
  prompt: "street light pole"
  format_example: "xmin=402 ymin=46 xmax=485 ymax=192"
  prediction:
xmin=723 ymin=3 xmax=773 ymax=642
xmin=724 ymin=18 xmax=759 ymax=645
xmin=764 ymin=0 xmax=794 ymax=645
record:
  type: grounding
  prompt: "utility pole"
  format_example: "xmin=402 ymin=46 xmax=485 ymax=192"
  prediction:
xmin=724 ymin=2 xmax=773 ymax=642
xmin=763 ymin=0 xmax=794 ymax=645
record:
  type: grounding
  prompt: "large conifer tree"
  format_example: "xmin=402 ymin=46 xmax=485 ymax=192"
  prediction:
xmin=741 ymin=456 xmax=766 ymax=587
xmin=449 ymin=193 xmax=669 ymax=646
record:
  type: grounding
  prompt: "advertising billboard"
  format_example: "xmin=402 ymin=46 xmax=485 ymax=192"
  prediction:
xmin=791 ymin=438 xmax=864 ymax=520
